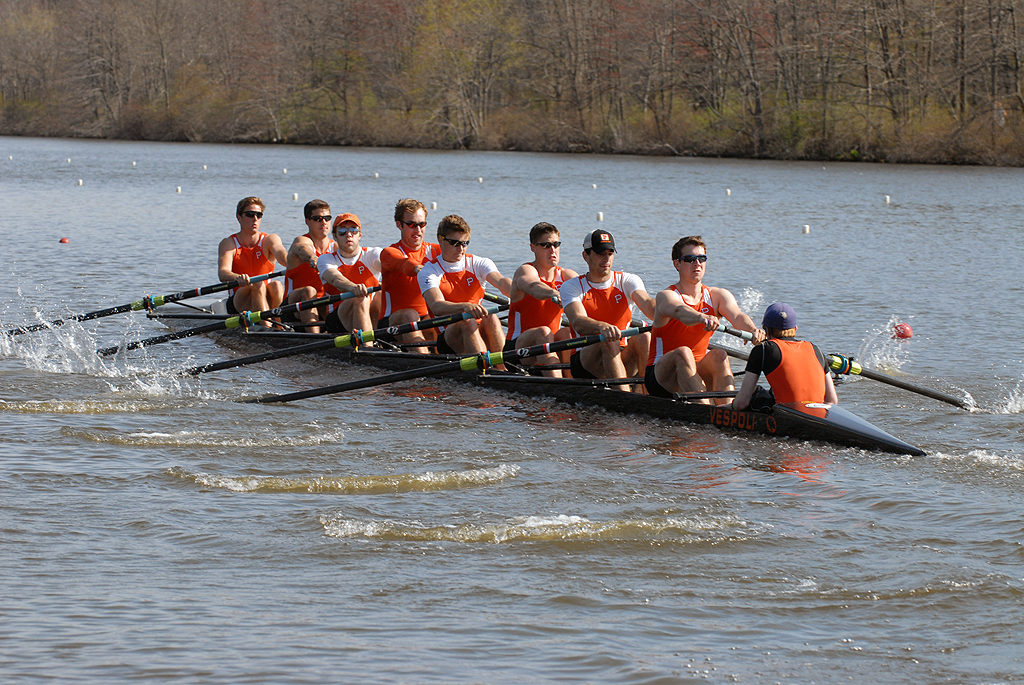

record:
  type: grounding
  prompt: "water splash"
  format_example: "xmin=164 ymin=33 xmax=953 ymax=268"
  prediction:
xmin=856 ymin=314 xmax=913 ymax=372
xmin=70 ymin=423 xmax=349 ymax=447
xmin=931 ymin=449 xmax=1024 ymax=472
xmin=319 ymin=511 xmax=760 ymax=544
xmin=169 ymin=463 xmax=519 ymax=494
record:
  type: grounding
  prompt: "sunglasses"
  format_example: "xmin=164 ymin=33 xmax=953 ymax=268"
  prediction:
xmin=334 ymin=226 xmax=360 ymax=234
xmin=443 ymin=237 xmax=470 ymax=248
xmin=309 ymin=215 xmax=332 ymax=223
xmin=242 ymin=211 xmax=263 ymax=219
xmin=401 ymin=220 xmax=428 ymax=229
xmin=677 ymin=254 xmax=708 ymax=263
xmin=533 ymin=241 xmax=562 ymax=248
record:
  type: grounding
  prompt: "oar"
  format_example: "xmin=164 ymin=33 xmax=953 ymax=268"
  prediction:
xmin=183 ymin=304 xmax=509 ymax=375
xmin=245 ymin=325 xmax=651 ymax=404
xmin=709 ymin=337 xmax=970 ymax=410
xmin=97 ymin=287 xmax=380 ymax=356
xmin=4 ymin=270 xmax=285 ymax=336
xmin=827 ymin=353 xmax=970 ymax=409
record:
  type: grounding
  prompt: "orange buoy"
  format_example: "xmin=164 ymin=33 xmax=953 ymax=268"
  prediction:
xmin=59 ymin=237 xmax=70 ymax=244
xmin=892 ymin=322 xmax=913 ymax=339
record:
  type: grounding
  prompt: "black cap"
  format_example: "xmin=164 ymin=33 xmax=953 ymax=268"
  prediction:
xmin=583 ymin=230 xmax=615 ymax=252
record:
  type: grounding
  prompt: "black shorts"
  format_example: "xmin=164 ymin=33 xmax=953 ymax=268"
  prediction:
xmin=434 ymin=330 xmax=457 ymax=356
xmin=643 ymin=364 xmax=673 ymax=398
xmin=569 ymin=352 xmax=597 ymax=380
xmin=325 ymin=313 xmax=347 ymax=335
xmin=503 ymin=336 xmax=519 ymax=352
xmin=225 ymin=295 xmax=239 ymax=315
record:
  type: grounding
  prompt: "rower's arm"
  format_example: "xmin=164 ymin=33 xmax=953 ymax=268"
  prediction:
xmin=287 ymin=236 xmax=317 ymax=269
xmin=485 ymin=271 xmax=512 ymax=297
xmin=217 ymin=237 xmax=247 ymax=284
xmin=319 ymin=266 xmax=369 ymax=297
xmin=265 ymin=233 xmax=289 ymax=266
xmin=423 ymin=287 xmax=486 ymax=317
xmin=563 ymin=300 xmax=621 ymax=339
xmin=731 ymin=371 xmax=759 ymax=411
xmin=512 ymin=264 xmax=559 ymax=303
xmin=631 ymin=289 xmax=657 ymax=320
xmin=715 ymin=287 xmax=765 ymax=343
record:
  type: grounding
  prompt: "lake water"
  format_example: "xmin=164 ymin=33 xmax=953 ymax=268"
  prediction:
xmin=1 ymin=136 xmax=1022 ymax=682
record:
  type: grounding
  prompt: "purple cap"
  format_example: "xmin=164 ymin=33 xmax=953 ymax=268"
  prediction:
xmin=762 ymin=302 xmax=797 ymax=329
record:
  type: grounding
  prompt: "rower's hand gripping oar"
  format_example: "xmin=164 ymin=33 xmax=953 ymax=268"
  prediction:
xmin=183 ymin=304 xmax=510 ymax=375
xmin=711 ymin=328 xmax=970 ymax=410
xmin=96 ymin=286 xmax=380 ymax=356
xmin=245 ymin=325 xmax=651 ymax=404
xmin=5 ymin=270 xmax=285 ymax=337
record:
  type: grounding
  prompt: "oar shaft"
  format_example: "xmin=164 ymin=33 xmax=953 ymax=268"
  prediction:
xmin=828 ymin=354 xmax=969 ymax=409
xmin=184 ymin=304 xmax=509 ymax=375
xmin=98 ymin=286 xmax=378 ymax=356
xmin=5 ymin=270 xmax=285 ymax=337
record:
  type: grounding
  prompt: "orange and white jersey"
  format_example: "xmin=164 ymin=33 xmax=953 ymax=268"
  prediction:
xmin=318 ymin=247 xmax=383 ymax=311
xmin=417 ymin=254 xmax=498 ymax=312
xmin=647 ymin=284 xmax=718 ymax=366
xmin=507 ymin=267 xmax=568 ymax=340
xmin=228 ymin=232 xmax=275 ymax=296
xmin=285 ymin=233 xmax=337 ymax=298
xmin=559 ymin=271 xmax=645 ymax=332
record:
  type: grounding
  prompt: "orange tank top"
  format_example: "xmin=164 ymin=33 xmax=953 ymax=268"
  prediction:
xmin=507 ymin=267 xmax=566 ymax=340
xmin=231 ymin=232 xmax=275 ymax=277
xmin=285 ymin=234 xmax=336 ymax=298
xmin=647 ymin=285 xmax=718 ymax=367
xmin=765 ymin=339 xmax=828 ymax=404
xmin=380 ymin=241 xmax=440 ymax=317
xmin=323 ymin=248 xmax=381 ymax=312
xmin=570 ymin=272 xmax=634 ymax=347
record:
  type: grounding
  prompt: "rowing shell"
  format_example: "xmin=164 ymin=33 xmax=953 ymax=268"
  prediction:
xmin=154 ymin=310 xmax=927 ymax=456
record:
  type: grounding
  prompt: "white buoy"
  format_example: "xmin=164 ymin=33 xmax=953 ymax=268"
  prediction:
xmin=67 ymin=158 xmax=71 ymax=164
xmin=374 ymin=172 xmax=379 ymax=179
xmin=726 ymin=188 xmax=732 ymax=196
xmin=802 ymin=224 xmax=810 ymax=234
xmin=131 ymin=161 xmax=136 ymax=167
xmin=282 ymin=168 xmax=287 ymax=174
xmin=292 ymin=193 xmax=299 ymax=201
xmin=885 ymin=194 xmax=891 ymax=204
xmin=431 ymin=202 xmax=437 ymax=210
xmin=592 ymin=183 xmax=597 ymax=189
xmin=176 ymin=186 xmax=182 ymax=193
xmin=7 ymin=155 xmax=11 ymax=160
xmin=597 ymin=211 xmax=604 ymax=221
xmin=478 ymin=177 xmax=484 ymax=183
xmin=77 ymin=179 xmax=83 ymax=186
xmin=202 ymin=164 xmax=207 ymax=171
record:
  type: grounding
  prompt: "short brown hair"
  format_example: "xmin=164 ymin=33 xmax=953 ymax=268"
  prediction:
xmin=529 ymin=222 xmax=559 ymax=243
xmin=437 ymin=214 xmax=471 ymax=238
xmin=671 ymin=236 xmax=706 ymax=261
xmin=394 ymin=198 xmax=427 ymax=222
xmin=766 ymin=327 xmax=798 ymax=339
xmin=236 ymin=196 xmax=265 ymax=216
xmin=303 ymin=199 xmax=330 ymax=219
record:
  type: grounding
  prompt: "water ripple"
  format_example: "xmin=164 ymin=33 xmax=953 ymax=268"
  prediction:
xmin=169 ymin=463 xmax=519 ymax=493
xmin=320 ymin=512 xmax=761 ymax=544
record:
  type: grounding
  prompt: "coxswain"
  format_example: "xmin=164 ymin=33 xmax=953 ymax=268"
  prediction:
xmin=417 ymin=214 xmax=512 ymax=355
xmin=283 ymin=199 xmax=337 ymax=333
xmin=644 ymin=236 xmax=765 ymax=404
xmin=379 ymin=198 xmax=441 ymax=351
xmin=560 ymin=230 xmax=655 ymax=390
xmin=731 ymin=302 xmax=838 ymax=410
xmin=506 ymin=222 xmax=578 ymax=377
xmin=217 ymin=196 xmax=288 ymax=317
xmin=317 ymin=213 xmax=382 ymax=335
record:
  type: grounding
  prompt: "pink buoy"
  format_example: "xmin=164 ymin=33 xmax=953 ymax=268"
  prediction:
xmin=892 ymin=322 xmax=913 ymax=339
xmin=59 ymin=237 xmax=70 ymax=244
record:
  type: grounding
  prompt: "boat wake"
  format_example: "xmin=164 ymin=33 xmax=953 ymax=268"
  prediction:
xmin=168 ymin=463 xmax=519 ymax=494
xmin=318 ymin=511 xmax=762 ymax=544
xmin=69 ymin=423 xmax=349 ymax=448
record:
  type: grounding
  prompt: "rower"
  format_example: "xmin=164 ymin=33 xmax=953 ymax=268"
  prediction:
xmin=317 ymin=213 xmax=382 ymax=335
xmin=731 ymin=302 xmax=838 ymax=410
xmin=379 ymin=198 xmax=441 ymax=351
xmin=560 ymin=229 xmax=655 ymax=390
xmin=217 ymin=196 xmax=288 ymax=317
xmin=417 ymin=214 xmax=512 ymax=355
xmin=283 ymin=199 xmax=337 ymax=333
xmin=644 ymin=236 xmax=764 ymax=404
xmin=506 ymin=222 xmax=578 ymax=377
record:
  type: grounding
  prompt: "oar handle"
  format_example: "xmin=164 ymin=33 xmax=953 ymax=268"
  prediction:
xmin=716 ymin=323 xmax=754 ymax=341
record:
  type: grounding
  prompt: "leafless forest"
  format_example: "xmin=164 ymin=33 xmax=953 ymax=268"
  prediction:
xmin=3 ymin=0 xmax=1024 ymax=164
